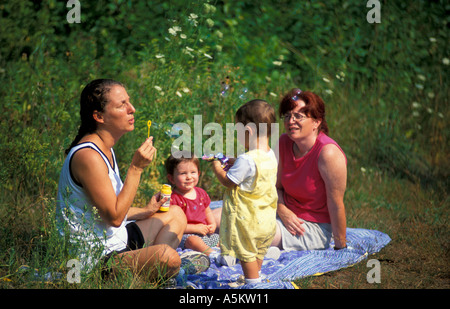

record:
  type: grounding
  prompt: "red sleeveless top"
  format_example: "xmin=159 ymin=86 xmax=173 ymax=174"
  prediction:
xmin=279 ymin=132 xmax=346 ymax=223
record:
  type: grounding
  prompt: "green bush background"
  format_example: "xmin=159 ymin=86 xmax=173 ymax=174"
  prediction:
xmin=0 ymin=0 xmax=448 ymax=288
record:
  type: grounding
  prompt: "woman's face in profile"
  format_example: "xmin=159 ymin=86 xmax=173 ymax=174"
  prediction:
xmin=101 ymin=85 xmax=136 ymax=134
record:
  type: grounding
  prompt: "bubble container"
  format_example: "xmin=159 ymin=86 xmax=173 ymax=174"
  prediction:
xmin=159 ymin=184 xmax=172 ymax=212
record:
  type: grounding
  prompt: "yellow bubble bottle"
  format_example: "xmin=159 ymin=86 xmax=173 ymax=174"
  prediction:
xmin=159 ymin=184 xmax=172 ymax=212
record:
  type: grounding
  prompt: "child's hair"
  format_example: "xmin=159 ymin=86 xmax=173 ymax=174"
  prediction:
xmin=165 ymin=151 xmax=200 ymax=176
xmin=235 ymin=99 xmax=276 ymax=137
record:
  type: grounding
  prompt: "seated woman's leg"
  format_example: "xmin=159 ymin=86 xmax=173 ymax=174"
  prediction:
xmin=112 ymin=244 xmax=181 ymax=280
xmin=135 ymin=205 xmax=187 ymax=249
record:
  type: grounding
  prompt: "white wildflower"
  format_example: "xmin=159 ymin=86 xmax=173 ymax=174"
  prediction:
xmin=185 ymin=46 xmax=194 ymax=52
xmin=183 ymin=50 xmax=194 ymax=58
xmin=204 ymin=53 xmax=213 ymax=59
xmin=429 ymin=37 xmax=437 ymax=43
xmin=215 ymin=30 xmax=223 ymax=39
xmin=270 ymin=92 xmax=278 ymax=97
xmin=203 ymin=3 xmax=216 ymax=14
xmin=417 ymin=74 xmax=426 ymax=81
xmin=325 ymin=89 xmax=333 ymax=95
xmin=188 ymin=13 xmax=199 ymax=26
xmin=438 ymin=112 xmax=443 ymax=118
xmin=322 ymin=77 xmax=330 ymax=83
xmin=273 ymin=61 xmax=282 ymax=66
xmin=180 ymin=33 xmax=187 ymax=39
xmin=154 ymin=86 xmax=162 ymax=92
xmin=155 ymin=54 xmax=165 ymax=59
xmin=168 ymin=28 xmax=177 ymax=36
xmin=442 ymin=58 xmax=449 ymax=65
xmin=206 ymin=18 xmax=214 ymax=28
xmin=426 ymin=107 xmax=433 ymax=114
xmin=176 ymin=91 xmax=182 ymax=98
xmin=173 ymin=26 xmax=182 ymax=32
xmin=427 ymin=92 xmax=435 ymax=99
xmin=182 ymin=87 xmax=190 ymax=93
xmin=412 ymin=111 xmax=420 ymax=117
xmin=412 ymin=102 xmax=421 ymax=109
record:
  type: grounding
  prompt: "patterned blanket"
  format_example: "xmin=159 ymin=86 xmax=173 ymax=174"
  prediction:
xmin=175 ymin=202 xmax=391 ymax=289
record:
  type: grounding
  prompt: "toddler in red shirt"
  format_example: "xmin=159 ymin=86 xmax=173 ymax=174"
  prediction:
xmin=165 ymin=152 xmax=219 ymax=256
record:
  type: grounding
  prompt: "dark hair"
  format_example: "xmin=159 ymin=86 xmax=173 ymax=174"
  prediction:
xmin=235 ymin=99 xmax=276 ymax=136
xmin=165 ymin=151 xmax=200 ymax=176
xmin=65 ymin=79 xmax=124 ymax=154
xmin=279 ymin=89 xmax=329 ymax=135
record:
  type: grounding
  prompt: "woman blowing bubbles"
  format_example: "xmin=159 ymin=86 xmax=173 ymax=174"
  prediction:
xmin=56 ymin=79 xmax=187 ymax=280
xmin=272 ymin=89 xmax=348 ymax=251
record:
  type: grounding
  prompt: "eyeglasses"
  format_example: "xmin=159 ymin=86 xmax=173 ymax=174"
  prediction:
xmin=283 ymin=112 xmax=308 ymax=122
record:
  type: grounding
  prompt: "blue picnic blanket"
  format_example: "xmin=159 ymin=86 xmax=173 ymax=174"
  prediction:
xmin=175 ymin=201 xmax=391 ymax=289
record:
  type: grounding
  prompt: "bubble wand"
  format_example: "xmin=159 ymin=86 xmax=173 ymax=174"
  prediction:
xmin=147 ymin=120 xmax=152 ymax=138
xmin=146 ymin=120 xmax=158 ymax=163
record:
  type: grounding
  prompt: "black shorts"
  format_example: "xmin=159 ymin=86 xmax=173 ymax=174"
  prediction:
xmin=101 ymin=222 xmax=145 ymax=275
xmin=124 ymin=221 xmax=145 ymax=251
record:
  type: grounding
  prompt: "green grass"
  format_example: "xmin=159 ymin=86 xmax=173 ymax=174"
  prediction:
xmin=0 ymin=0 xmax=448 ymax=289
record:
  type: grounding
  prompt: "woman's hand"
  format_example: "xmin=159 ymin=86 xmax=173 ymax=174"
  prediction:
xmin=278 ymin=203 xmax=305 ymax=236
xmin=130 ymin=137 xmax=156 ymax=171
xmin=144 ymin=192 xmax=168 ymax=215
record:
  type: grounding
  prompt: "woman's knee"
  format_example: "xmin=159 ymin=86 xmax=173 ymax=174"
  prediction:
xmin=158 ymin=244 xmax=181 ymax=274
xmin=168 ymin=205 xmax=187 ymax=226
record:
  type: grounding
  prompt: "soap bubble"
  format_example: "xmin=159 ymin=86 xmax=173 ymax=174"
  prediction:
xmin=239 ymin=87 xmax=248 ymax=100
xmin=165 ymin=123 xmax=183 ymax=138
xmin=149 ymin=122 xmax=181 ymax=138
xmin=220 ymin=82 xmax=230 ymax=97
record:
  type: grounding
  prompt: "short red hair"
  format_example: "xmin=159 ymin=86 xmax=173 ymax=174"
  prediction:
xmin=279 ymin=89 xmax=329 ymax=135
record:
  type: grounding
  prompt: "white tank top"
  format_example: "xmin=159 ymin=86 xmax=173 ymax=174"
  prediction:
xmin=56 ymin=142 xmax=128 ymax=270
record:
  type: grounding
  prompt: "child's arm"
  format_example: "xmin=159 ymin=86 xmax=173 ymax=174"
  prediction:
xmin=185 ymin=223 xmax=210 ymax=235
xmin=204 ymin=206 xmax=217 ymax=233
xmin=211 ymin=160 xmax=236 ymax=188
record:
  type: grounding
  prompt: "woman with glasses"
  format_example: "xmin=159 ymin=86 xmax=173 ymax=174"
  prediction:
xmin=271 ymin=89 xmax=348 ymax=251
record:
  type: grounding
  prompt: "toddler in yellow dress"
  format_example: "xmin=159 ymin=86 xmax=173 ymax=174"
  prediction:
xmin=211 ymin=99 xmax=278 ymax=284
